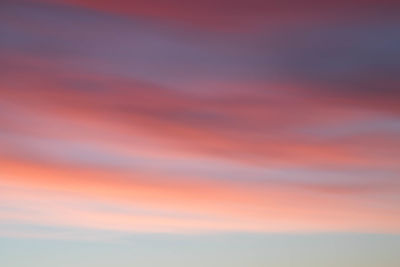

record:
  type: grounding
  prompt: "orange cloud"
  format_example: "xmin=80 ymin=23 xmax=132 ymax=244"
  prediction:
xmin=1 ymin=155 xmax=399 ymax=234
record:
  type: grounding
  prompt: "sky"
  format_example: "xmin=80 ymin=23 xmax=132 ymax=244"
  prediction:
xmin=0 ymin=0 xmax=399 ymax=266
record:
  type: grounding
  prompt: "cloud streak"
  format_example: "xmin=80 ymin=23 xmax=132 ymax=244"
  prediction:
xmin=0 ymin=0 xmax=399 ymax=238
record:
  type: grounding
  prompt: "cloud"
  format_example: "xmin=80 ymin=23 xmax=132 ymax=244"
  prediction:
xmin=17 ymin=0 xmax=400 ymax=31
xmin=1 ymin=157 xmax=399 ymax=235
xmin=1 ymin=0 xmax=399 ymax=238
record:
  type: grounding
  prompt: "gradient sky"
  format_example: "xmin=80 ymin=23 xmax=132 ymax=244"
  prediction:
xmin=0 ymin=0 xmax=400 ymax=266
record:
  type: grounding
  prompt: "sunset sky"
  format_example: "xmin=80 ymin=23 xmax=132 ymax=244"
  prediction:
xmin=0 ymin=0 xmax=399 ymax=266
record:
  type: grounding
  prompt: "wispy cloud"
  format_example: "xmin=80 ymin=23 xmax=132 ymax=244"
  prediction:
xmin=1 ymin=0 xmax=399 ymax=239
